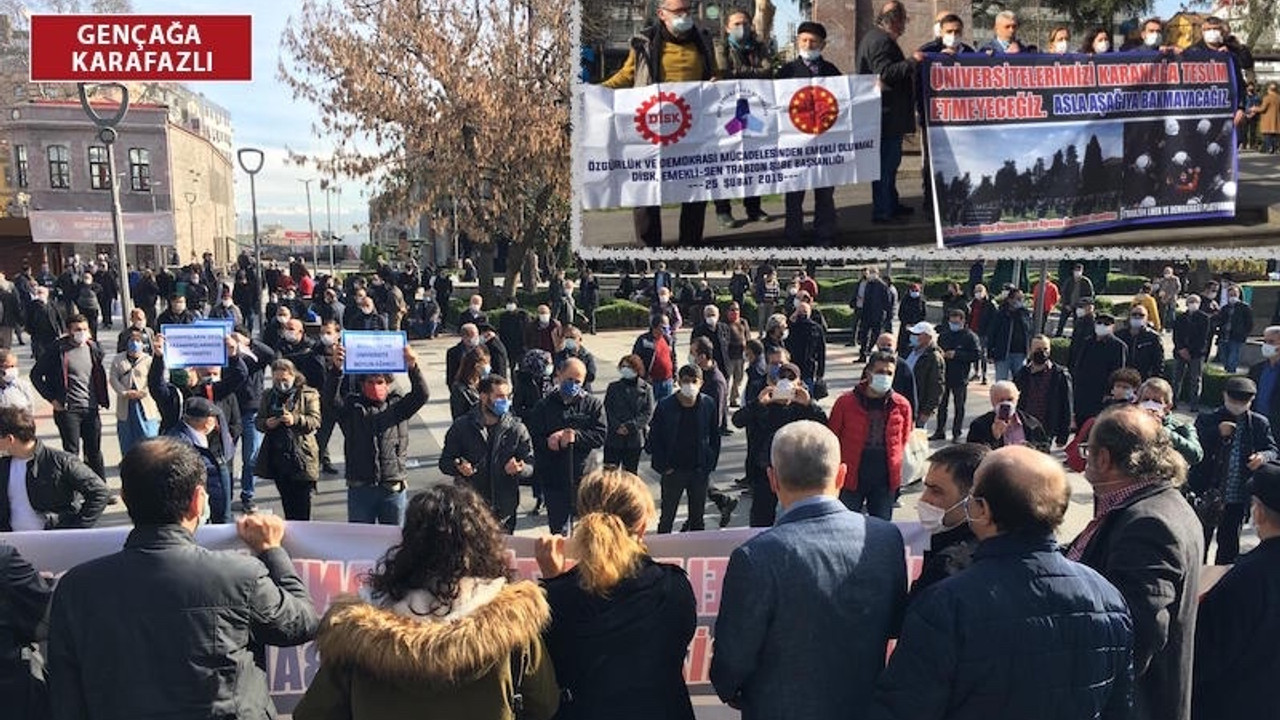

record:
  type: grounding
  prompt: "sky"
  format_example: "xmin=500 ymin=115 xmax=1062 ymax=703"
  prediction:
xmin=932 ymin=122 xmax=1124 ymax=182
xmin=132 ymin=0 xmax=374 ymax=240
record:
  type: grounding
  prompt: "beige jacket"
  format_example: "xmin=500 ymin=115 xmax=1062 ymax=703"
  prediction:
xmin=107 ymin=352 xmax=159 ymax=421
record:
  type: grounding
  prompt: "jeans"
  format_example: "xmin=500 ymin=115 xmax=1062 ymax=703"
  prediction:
xmin=658 ymin=468 xmax=709 ymax=533
xmin=839 ymin=477 xmax=894 ymax=521
xmin=117 ymin=416 xmax=159 ymax=458
xmin=1222 ymin=340 xmax=1244 ymax=373
xmin=54 ymin=408 xmax=105 ymax=478
xmin=652 ymin=379 xmax=674 ymax=402
xmin=278 ymin=480 xmax=313 ymax=521
xmin=1264 ymin=133 xmax=1279 ymax=154
xmin=347 ymin=484 xmax=407 ymax=525
xmin=1173 ymin=355 xmax=1204 ymax=407
xmin=995 ymin=353 xmax=1026 ymax=382
xmin=240 ymin=411 xmax=262 ymax=502
xmin=936 ymin=383 xmax=968 ymax=438
xmin=603 ymin=446 xmax=642 ymax=474
xmin=872 ymin=134 xmax=905 ymax=220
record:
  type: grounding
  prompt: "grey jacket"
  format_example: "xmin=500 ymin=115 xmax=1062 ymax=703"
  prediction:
xmin=711 ymin=497 xmax=907 ymax=720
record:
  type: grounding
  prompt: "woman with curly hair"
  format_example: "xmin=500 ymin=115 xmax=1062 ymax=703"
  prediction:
xmin=535 ymin=468 xmax=696 ymax=720
xmin=450 ymin=345 xmax=492 ymax=420
xmin=295 ymin=484 xmax=559 ymax=720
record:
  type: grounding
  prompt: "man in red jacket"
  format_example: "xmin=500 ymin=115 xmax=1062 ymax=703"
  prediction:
xmin=828 ymin=351 xmax=913 ymax=519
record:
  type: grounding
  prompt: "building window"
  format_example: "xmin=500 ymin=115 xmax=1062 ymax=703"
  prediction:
xmin=47 ymin=145 xmax=69 ymax=189
xmin=88 ymin=146 xmax=110 ymax=190
xmin=14 ymin=145 xmax=27 ymax=188
xmin=128 ymin=148 xmax=150 ymax=192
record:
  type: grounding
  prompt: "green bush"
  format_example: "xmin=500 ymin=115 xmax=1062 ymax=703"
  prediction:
xmin=595 ymin=300 xmax=651 ymax=330
xmin=819 ymin=304 xmax=853 ymax=329
xmin=714 ymin=294 xmax=760 ymax=322
xmin=1104 ymin=274 xmax=1150 ymax=295
xmin=1160 ymin=358 xmax=1243 ymax=405
xmin=1049 ymin=336 xmax=1071 ymax=365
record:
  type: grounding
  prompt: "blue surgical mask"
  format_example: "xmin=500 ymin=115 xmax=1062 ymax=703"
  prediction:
xmin=948 ymin=322 xmax=962 ymax=332
xmin=128 ymin=340 xmax=145 ymax=354
xmin=491 ymin=398 xmax=511 ymax=416
xmin=769 ymin=363 xmax=781 ymax=379
xmin=560 ymin=379 xmax=582 ymax=398
xmin=909 ymin=335 xmax=920 ymax=348
xmin=564 ymin=339 xmax=578 ymax=352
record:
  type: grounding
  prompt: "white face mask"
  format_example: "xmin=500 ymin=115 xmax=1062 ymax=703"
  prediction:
xmin=506 ymin=303 xmax=517 ymax=311
xmin=72 ymin=330 xmax=89 ymax=345
xmin=941 ymin=33 xmax=959 ymax=48
xmin=1186 ymin=303 xmax=1201 ymax=313
xmin=619 ymin=367 xmax=637 ymax=381
xmin=679 ymin=382 xmax=699 ymax=399
xmin=221 ymin=298 xmax=233 ymax=307
xmin=1094 ymin=324 xmax=1111 ymax=337
xmin=283 ymin=332 xmax=301 ymax=344
xmin=538 ymin=313 xmax=551 ymax=324
xmin=2 ymin=367 xmax=16 ymax=384
xmin=470 ymin=303 xmax=482 ymax=313
xmin=1203 ymin=29 xmax=1223 ymax=46
xmin=774 ymin=379 xmax=795 ymax=400
xmin=1053 ymin=40 xmax=1068 ymax=53
xmin=321 ymin=334 xmax=337 ymax=346
xmin=1264 ymin=343 xmax=1280 ymax=359
xmin=667 ymin=12 xmax=693 ymax=34
xmin=869 ymin=373 xmax=894 ymax=395
xmin=917 ymin=497 xmax=966 ymax=534
xmin=1225 ymin=399 xmax=1250 ymax=416
xmin=1129 ymin=318 xmax=1145 ymax=330
xmin=799 ymin=48 xmax=822 ymax=62
xmin=1145 ymin=32 xmax=1161 ymax=47
xmin=1094 ymin=40 xmax=1110 ymax=53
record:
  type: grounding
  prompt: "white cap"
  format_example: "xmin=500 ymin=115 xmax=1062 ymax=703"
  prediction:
xmin=909 ymin=321 xmax=936 ymax=335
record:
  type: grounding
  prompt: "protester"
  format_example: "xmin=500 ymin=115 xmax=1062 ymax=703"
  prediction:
xmin=554 ymin=325 xmax=597 ymax=393
xmin=784 ymin=301 xmax=825 ymax=395
xmin=828 ymin=351 xmax=912 ymax=519
xmin=0 ymin=542 xmax=52 ymax=720
xmin=777 ymin=22 xmax=840 ymax=242
xmin=691 ymin=303 xmax=730 ymax=380
xmin=1131 ymin=284 xmax=1163 ymax=332
xmin=905 ymin=321 xmax=944 ymax=430
xmin=165 ymin=396 xmax=237 ymax=524
xmin=30 ymin=314 xmax=109 ymax=478
xmin=537 ymin=468 xmax=696 ymax=720
xmin=966 ymin=283 xmax=992 ymax=382
xmin=328 ymin=344 xmax=428 ymax=525
xmin=600 ymin=0 xmax=716 ymax=246
xmin=1013 ymin=334 xmax=1073 ymax=446
xmin=986 ymin=288 xmax=1032 ymax=381
xmin=1137 ymin=377 xmax=1202 ymax=467
xmin=445 ymin=323 xmax=482 ymax=389
xmin=478 ymin=323 xmax=511 ymax=380
xmin=459 ymin=294 xmax=487 ymax=328
xmin=1080 ymin=26 xmax=1114 ymax=53
xmin=876 ymin=331 xmax=917 ymax=414
xmin=526 ymin=357 xmax=607 ymax=534
xmin=450 ymin=345 xmax=491 ymax=421
xmin=858 ymin=3 xmax=916 ymax=224
xmin=855 ymin=268 xmax=892 ymax=359
xmin=1029 ymin=275 xmax=1059 ymax=334
xmin=1128 ymin=16 xmax=1178 ymax=53
xmin=579 ymin=268 xmax=600 ymax=334
xmin=295 ymin=485 xmax=557 ymax=720
xmin=732 ymin=360 xmax=827 ymax=526
xmin=439 ymin=375 xmax=533 ymax=534
xmin=895 ymin=283 xmax=926 ymax=354
xmin=1191 ymin=16 xmax=1252 ymax=127
xmin=1155 ymin=267 xmax=1181 ymax=331
xmin=1055 ymin=263 xmax=1094 ymax=337
xmin=934 ymin=309 xmax=980 ymax=441
xmin=908 ymin=443 xmax=986 ymax=603
xmin=25 ymin=286 xmax=63 ymax=363
xmin=917 ymin=12 xmax=974 ymax=54
xmin=108 ymin=328 xmax=160 ymax=456
xmin=981 ymin=10 xmax=1036 ymax=53
xmin=1192 ymin=461 xmax=1280 ymax=719
xmin=1173 ymin=294 xmax=1212 ymax=411
xmin=712 ymin=420 xmax=906 ymax=719
xmin=1067 ymin=405 xmax=1204 ymax=720
xmin=1215 ymin=284 xmax=1252 ymax=373
xmin=713 ymin=9 xmax=774 ymax=228
xmin=48 ymin=438 xmax=318 ymax=719
xmin=499 ymin=298 xmax=529 ymax=360
xmin=155 ymin=293 xmax=197 ymax=327
xmin=0 ymin=406 xmax=106 ymax=531
xmin=1258 ymin=82 xmax=1280 ymax=154
xmin=1117 ymin=305 xmax=1165 ymax=379
xmin=724 ymin=301 xmax=750 ymax=406
xmin=647 ymin=364 xmax=721 ymax=533
xmin=601 ymin=355 xmax=654 ymax=475
xmin=871 ymin=446 xmax=1134 ymax=720
xmin=0 ymin=348 xmax=34 ymax=410
xmin=1073 ymin=313 xmax=1127 ymax=425
xmin=966 ymin=381 xmax=1050 ymax=452
xmin=115 ymin=307 xmax=156 ymax=353
xmin=255 ymin=359 xmax=322 ymax=520
xmin=1192 ymin=376 xmax=1278 ymax=565
xmin=1045 ymin=25 xmax=1070 ymax=53
xmin=525 ymin=305 xmax=561 ymax=355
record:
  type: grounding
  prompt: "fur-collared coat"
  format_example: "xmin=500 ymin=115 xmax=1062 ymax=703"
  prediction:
xmin=294 ymin=579 xmax=559 ymax=720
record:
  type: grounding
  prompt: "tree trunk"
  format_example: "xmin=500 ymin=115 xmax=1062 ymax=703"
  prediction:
xmin=477 ymin=241 xmax=496 ymax=302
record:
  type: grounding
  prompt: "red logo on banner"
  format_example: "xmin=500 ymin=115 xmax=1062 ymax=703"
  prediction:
xmin=29 ymin=15 xmax=253 ymax=82
xmin=788 ymin=86 xmax=839 ymax=135
xmin=634 ymin=92 xmax=693 ymax=146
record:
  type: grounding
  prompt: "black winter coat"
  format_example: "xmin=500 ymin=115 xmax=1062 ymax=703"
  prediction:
xmin=784 ymin=316 xmax=826 ymax=381
xmin=937 ymin=327 xmax=980 ymax=387
xmin=1173 ymin=310 xmax=1212 ymax=360
xmin=604 ymin=378 xmax=654 ymax=451
xmin=1116 ymin=326 xmax=1165 ymax=379
xmin=525 ymin=390 xmax=607 ymax=487
xmin=542 ymin=558 xmax=695 ymax=720
xmin=0 ymin=543 xmax=53 ymax=720
xmin=856 ymin=26 xmax=917 ymax=137
xmin=966 ymin=410 xmax=1051 ymax=453
xmin=1013 ymin=363 xmax=1074 ymax=444
xmin=30 ymin=337 xmax=109 ymax=409
xmin=648 ymin=394 xmax=720 ymax=475
xmin=149 ymin=354 xmax=247 ymax=441
xmin=985 ymin=306 xmax=1032 ymax=361
xmin=690 ymin=321 xmax=732 ymax=378
xmin=732 ymin=397 xmax=827 ymax=470
xmin=47 ymin=525 xmax=318 ymax=720
xmin=1216 ymin=301 xmax=1253 ymax=344
xmin=438 ymin=406 xmax=535 ymax=492
xmin=1073 ymin=335 xmax=1127 ymax=423
xmin=1191 ymin=408 xmax=1277 ymax=494
xmin=0 ymin=442 xmax=107 ymax=531
xmin=329 ymin=364 xmax=429 ymax=488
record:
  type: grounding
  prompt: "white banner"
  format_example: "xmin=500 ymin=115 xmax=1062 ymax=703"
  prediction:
xmin=579 ymin=76 xmax=882 ymax=209
xmin=6 ymin=520 xmax=928 ymax=715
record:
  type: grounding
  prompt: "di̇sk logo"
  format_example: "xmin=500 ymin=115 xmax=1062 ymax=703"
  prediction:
xmin=634 ymin=92 xmax=694 ymax=145
xmin=788 ymin=86 xmax=839 ymax=135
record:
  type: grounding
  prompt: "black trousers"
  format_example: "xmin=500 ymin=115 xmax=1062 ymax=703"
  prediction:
xmin=603 ymin=446 xmax=642 ymax=475
xmin=747 ymin=465 xmax=776 ymax=527
xmin=634 ymin=203 xmax=707 ymax=247
xmin=1208 ymin=502 xmax=1248 ymax=565
xmin=463 ymin=474 xmax=520 ymax=534
xmin=713 ymin=196 xmax=763 ymax=218
xmin=936 ymin=383 xmax=968 ymax=438
xmin=784 ymin=187 xmax=836 ymax=243
xmin=317 ymin=402 xmax=338 ymax=465
xmin=277 ymin=480 xmax=313 ymax=521
xmin=658 ymin=468 xmax=708 ymax=533
xmin=54 ymin=408 xmax=104 ymax=478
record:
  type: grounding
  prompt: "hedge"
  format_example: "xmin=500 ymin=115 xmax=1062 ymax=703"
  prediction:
xmin=594 ymin=300 xmax=651 ymax=330
xmin=819 ymin=304 xmax=853 ymax=329
xmin=1104 ymin=274 xmax=1150 ymax=295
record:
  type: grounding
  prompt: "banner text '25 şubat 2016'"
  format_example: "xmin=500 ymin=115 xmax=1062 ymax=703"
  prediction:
xmin=923 ymin=52 xmax=1239 ymax=246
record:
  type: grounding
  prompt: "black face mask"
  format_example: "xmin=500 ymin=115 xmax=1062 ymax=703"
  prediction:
xmin=1031 ymin=349 xmax=1049 ymax=364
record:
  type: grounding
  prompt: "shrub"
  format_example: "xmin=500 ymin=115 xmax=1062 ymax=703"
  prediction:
xmin=1049 ymin=336 xmax=1071 ymax=365
xmin=819 ymin=304 xmax=854 ymax=329
xmin=1104 ymin=273 xmax=1150 ymax=295
xmin=595 ymin=300 xmax=651 ymax=330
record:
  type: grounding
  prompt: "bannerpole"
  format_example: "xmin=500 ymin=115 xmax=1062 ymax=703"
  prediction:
xmin=236 ymin=148 xmax=266 ymax=327
xmin=77 ymin=82 xmax=133 ymax=319
xmin=299 ymin=178 xmax=318 ymax=273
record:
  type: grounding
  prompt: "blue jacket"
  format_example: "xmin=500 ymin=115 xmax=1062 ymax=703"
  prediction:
xmin=710 ymin=497 xmax=907 ymax=720
xmin=870 ymin=532 xmax=1134 ymax=720
xmin=646 ymin=393 xmax=720 ymax=475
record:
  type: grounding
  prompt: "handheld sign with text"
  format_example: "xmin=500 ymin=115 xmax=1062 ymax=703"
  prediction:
xmin=29 ymin=15 xmax=253 ymax=82
xmin=162 ymin=324 xmax=227 ymax=369
xmin=343 ymin=331 xmax=408 ymax=374
xmin=193 ymin=318 xmax=236 ymax=334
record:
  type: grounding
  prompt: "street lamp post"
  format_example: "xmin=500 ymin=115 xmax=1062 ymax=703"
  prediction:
xmin=332 ymin=185 xmax=340 ymax=276
xmin=184 ymin=191 xmax=197 ymax=259
xmin=322 ymin=181 xmax=333 ymax=269
xmin=77 ymin=82 xmax=133 ymax=318
xmin=299 ymin=178 xmax=318 ymax=273
xmin=236 ymin=147 xmax=266 ymax=327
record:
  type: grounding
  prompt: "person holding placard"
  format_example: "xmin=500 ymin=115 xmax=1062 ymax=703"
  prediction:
xmin=328 ymin=342 xmax=428 ymax=525
xmin=108 ymin=327 xmax=160 ymax=456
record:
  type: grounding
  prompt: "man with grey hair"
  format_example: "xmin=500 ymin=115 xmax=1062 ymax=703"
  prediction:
xmin=445 ymin=323 xmax=481 ymax=389
xmin=856 ymin=1 xmax=917 ymax=224
xmin=1249 ymin=325 xmax=1280 ymax=444
xmin=980 ymin=10 xmax=1036 ymax=53
xmin=712 ymin=420 xmax=907 ymax=720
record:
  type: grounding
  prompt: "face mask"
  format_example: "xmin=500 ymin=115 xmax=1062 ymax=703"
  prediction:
xmin=564 ymin=339 xmax=579 ymax=352
xmin=1053 ymin=40 xmax=1067 ymax=53
xmin=363 ymin=382 xmax=390 ymax=403
xmin=560 ymin=379 xmax=582 ymax=398
xmin=201 ymin=372 xmax=219 ymax=385
xmin=667 ymin=13 xmax=693 ymax=34
xmin=1094 ymin=324 xmax=1111 ymax=337
xmin=275 ymin=379 xmax=293 ymax=392
xmin=1129 ymin=318 xmax=1145 ymax=330
xmin=132 ymin=319 xmax=145 ymax=329
xmin=781 ymin=329 xmax=790 ymax=341
xmin=72 ymin=331 xmax=89 ymax=345
xmin=768 ymin=364 xmax=781 ymax=380
xmin=917 ymin=498 xmax=965 ymax=534
xmin=2 ymin=367 xmax=16 ymax=384
xmin=538 ymin=313 xmax=551 ymax=324
xmin=1010 ymin=300 xmax=1024 ymax=310
xmin=948 ymin=321 xmax=962 ymax=332
xmin=198 ymin=490 xmax=211 ymax=527
xmin=491 ymin=398 xmax=511 ymax=416
xmin=1145 ymin=32 xmax=1161 ymax=47
xmin=1225 ymin=399 xmax=1250 ymax=416
xmin=1186 ymin=303 xmax=1200 ymax=313
xmin=465 ymin=336 xmax=481 ymax=348
xmin=170 ymin=369 xmax=190 ymax=387
xmin=1073 ymin=270 xmax=1083 ymax=278
xmin=798 ymin=48 xmax=822 ymax=62
xmin=220 ymin=298 xmax=233 ymax=308
xmin=619 ymin=367 xmax=637 ymax=381
xmin=774 ymin=379 xmax=794 ymax=400
xmin=480 ymin=364 xmax=492 ymax=378
xmin=128 ymin=340 xmax=144 ymax=355
xmin=789 ymin=287 xmax=799 ymax=296
xmin=1031 ymin=349 xmax=1049 ymax=364
xmin=1094 ymin=40 xmax=1110 ymax=53
xmin=974 ymin=292 xmax=986 ymax=300
xmin=728 ymin=25 xmax=746 ymax=43
xmin=172 ymin=303 xmax=186 ymax=313
xmin=997 ymin=400 xmax=1017 ymax=417
xmin=277 ymin=315 xmax=289 ymax=325
xmin=941 ymin=33 xmax=959 ymax=48
xmin=1264 ymin=344 xmax=1280 ymax=359
xmin=1228 ymin=296 xmax=1240 ymax=305
xmin=283 ymin=332 xmax=301 ymax=344
xmin=506 ymin=303 xmax=517 ymax=311
xmin=909 ymin=291 xmax=921 ymax=299
xmin=1203 ymin=29 xmax=1222 ymax=45
xmin=909 ymin=335 xmax=920 ymax=348
xmin=679 ymin=382 xmax=699 ymax=399
xmin=1075 ymin=307 xmax=1087 ymax=318
xmin=705 ymin=315 xmax=718 ymax=326
xmin=321 ymin=334 xmax=337 ymax=346
xmin=869 ymin=373 xmax=894 ymax=395
xmin=1140 ymin=400 xmax=1166 ymax=414
xmin=544 ymin=364 xmax=554 ymax=377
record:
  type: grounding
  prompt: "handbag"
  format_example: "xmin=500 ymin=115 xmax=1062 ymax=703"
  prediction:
xmin=901 ymin=428 xmax=930 ymax=486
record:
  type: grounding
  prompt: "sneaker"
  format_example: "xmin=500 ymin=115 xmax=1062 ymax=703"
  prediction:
xmin=928 ymin=431 xmax=945 ymax=441
xmin=733 ymin=476 xmax=751 ymax=489
xmin=242 ymin=499 xmax=258 ymax=514
xmin=716 ymin=212 xmax=735 ymax=229
xmin=719 ymin=497 xmax=739 ymax=528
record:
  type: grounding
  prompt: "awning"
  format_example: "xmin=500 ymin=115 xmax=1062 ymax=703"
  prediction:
xmin=29 ymin=210 xmax=176 ymax=245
